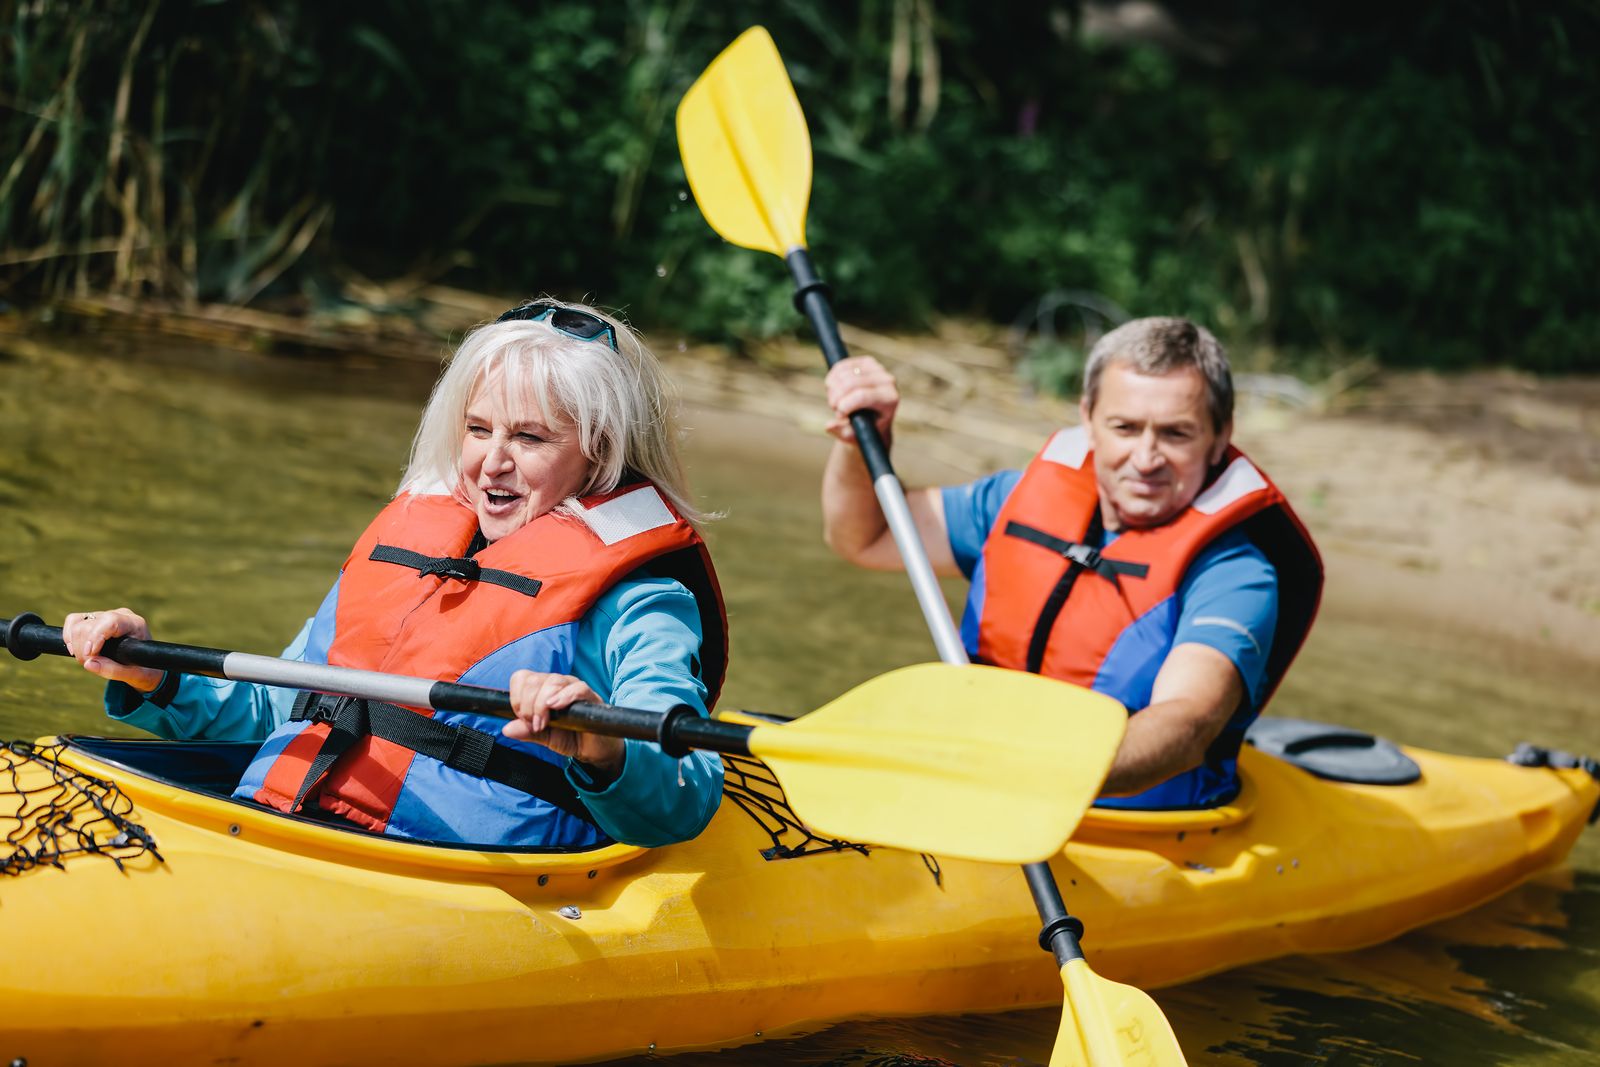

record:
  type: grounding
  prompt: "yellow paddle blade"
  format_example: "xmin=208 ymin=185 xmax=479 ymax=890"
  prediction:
xmin=676 ymin=25 xmax=811 ymax=255
xmin=744 ymin=663 xmax=1125 ymax=864
xmin=1052 ymin=958 xmax=1187 ymax=1066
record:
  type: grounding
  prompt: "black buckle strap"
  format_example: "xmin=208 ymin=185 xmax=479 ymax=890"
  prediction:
xmin=1003 ymin=522 xmax=1150 ymax=583
xmin=419 ymin=556 xmax=481 ymax=582
xmin=1003 ymin=519 xmax=1148 ymax=675
xmin=370 ymin=545 xmax=543 ymax=598
xmin=288 ymin=693 xmax=370 ymax=813
xmin=289 ymin=692 xmax=596 ymax=826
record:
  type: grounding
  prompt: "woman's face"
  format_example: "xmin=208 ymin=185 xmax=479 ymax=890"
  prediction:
xmin=460 ymin=373 xmax=591 ymax=542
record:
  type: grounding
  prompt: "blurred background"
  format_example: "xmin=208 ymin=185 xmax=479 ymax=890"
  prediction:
xmin=3 ymin=0 xmax=1596 ymax=381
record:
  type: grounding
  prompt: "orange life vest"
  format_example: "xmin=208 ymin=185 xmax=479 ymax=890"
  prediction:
xmin=234 ymin=482 xmax=727 ymax=843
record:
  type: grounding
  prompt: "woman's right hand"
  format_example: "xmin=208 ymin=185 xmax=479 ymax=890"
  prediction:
xmin=61 ymin=609 xmax=164 ymax=692
xmin=824 ymin=356 xmax=901 ymax=444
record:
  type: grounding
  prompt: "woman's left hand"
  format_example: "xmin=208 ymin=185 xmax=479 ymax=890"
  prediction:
xmin=503 ymin=670 xmax=626 ymax=776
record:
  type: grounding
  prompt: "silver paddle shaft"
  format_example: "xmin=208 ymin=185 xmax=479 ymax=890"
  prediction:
xmin=872 ymin=473 xmax=969 ymax=666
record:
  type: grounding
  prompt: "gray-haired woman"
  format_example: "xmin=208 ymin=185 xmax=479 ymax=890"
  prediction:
xmin=63 ymin=300 xmax=728 ymax=849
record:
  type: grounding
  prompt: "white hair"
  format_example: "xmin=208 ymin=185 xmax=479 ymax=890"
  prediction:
xmin=399 ymin=298 xmax=706 ymax=526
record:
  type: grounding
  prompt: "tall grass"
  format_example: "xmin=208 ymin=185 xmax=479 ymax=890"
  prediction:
xmin=0 ymin=0 xmax=332 ymax=304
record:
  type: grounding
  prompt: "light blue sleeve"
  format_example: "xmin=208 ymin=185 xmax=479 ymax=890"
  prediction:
xmin=563 ymin=573 xmax=724 ymax=847
xmin=1172 ymin=529 xmax=1279 ymax=708
xmin=103 ymin=619 xmax=314 ymax=741
xmin=941 ymin=469 xmax=1022 ymax=579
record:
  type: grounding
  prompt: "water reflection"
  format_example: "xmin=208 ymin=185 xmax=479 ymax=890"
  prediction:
xmin=0 ymin=332 xmax=1595 ymax=1064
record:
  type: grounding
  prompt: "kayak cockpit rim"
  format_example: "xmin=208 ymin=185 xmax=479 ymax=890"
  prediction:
xmin=45 ymin=735 xmax=652 ymax=875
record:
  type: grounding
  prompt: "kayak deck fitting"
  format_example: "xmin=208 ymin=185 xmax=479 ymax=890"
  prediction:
xmin=1 ymin=725 xmax=1595 ymax=1067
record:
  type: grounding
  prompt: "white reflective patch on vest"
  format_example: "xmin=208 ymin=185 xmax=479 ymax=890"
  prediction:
xmin=1039 ymin=425 xmax=1090 ymax=468
xmin=577 ymin=485 xmax=677 ymax=545
xmin=1192 ymin=457 xmax=1268 ymax=514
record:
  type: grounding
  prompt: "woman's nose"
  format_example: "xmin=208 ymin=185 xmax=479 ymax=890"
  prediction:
xmin=484 ymin=438 xmax=514 ymax=471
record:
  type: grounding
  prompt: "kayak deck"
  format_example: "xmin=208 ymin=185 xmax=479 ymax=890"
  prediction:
xmin=1 ymin=733 xmax=1594 ymax=1066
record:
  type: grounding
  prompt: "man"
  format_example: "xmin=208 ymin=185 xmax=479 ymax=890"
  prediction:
xmin=821 ymin=317 xmax=1321 ymax=808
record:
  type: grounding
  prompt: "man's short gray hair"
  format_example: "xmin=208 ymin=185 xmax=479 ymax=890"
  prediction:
xmin=1082 ymin=317 xmax=1233 ymax=432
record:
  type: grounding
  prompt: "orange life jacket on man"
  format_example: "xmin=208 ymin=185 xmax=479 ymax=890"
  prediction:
xmin=967 ymin=426 xmax=1322 ymax=808
xmin=232 ymin=482 xmax=727 ymax=845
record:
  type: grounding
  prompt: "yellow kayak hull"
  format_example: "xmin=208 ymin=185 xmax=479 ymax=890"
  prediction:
xmin=1 ymin=736 xmax=1593 ymax=1066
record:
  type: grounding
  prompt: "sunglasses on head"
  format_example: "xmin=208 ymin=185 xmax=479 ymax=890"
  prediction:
xmin=494 ymin=302 xmax=619 ymax=352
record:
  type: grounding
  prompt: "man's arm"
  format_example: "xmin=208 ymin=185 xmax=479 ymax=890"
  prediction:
xmin=821 ymin=440 xmax=955 ymax=572
xmin=820 ymin=357 xmax=960 ymax=575
xmin=1099 ymin=643 xmax=1244 ymax=796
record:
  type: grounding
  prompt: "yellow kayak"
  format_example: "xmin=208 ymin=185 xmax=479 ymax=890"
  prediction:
xmin=0 ymin=726 xmax=1594 ymax=1067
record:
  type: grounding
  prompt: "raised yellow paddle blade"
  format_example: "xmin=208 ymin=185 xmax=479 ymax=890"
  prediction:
xmin=1052 ymin=959 xmax=1188 ymax=1066
xmin=676 ymin=25 xmax=811 ymax=255
xmin=744 ymin=663 xmax=1125 ymax=864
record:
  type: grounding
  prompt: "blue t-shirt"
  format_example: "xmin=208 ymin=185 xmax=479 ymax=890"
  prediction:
xmin=941 ymin=470 xmax=1278 ymax=708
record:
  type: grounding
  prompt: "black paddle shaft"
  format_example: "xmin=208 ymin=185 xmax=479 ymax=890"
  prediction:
xmin=0 ymin=612 xmax=753 ymax=758
xmin=4 ymin=612 xmax=230 ymax=674
xmin=785 ymin=248 xmax=895 ymax=483
xmin=1026 ymin=859 xmax=1088 ymax=966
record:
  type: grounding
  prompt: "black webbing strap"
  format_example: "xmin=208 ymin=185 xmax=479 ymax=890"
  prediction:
xmin=287 ymin=693 xmax=369 ymax=813
xmin=369 ymin=544 xmax=543 ymax=598
xmin=1003 ymin=522 xmax=1151 ymax=584
xmin=289 ymin=692 xmax=596 ymax=825
xmin=1003 ymin=519 xmax=1149 ymax=675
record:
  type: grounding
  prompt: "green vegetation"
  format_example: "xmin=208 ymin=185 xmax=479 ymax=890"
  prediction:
xmin=2 ymin=1 xmax=1595 ymax=373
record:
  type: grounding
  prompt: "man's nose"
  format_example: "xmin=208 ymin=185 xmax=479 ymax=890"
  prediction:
xmin=1132 ymin=430 xmax=1164 ymax=470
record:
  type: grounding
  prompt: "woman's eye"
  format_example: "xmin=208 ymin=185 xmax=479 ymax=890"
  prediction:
xmin=515 ymin=431 xmax=544 ymax=444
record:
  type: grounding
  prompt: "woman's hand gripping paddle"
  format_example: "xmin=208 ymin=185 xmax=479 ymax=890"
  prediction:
xmin=676 ymin=27 xmax=1186 ymax=1067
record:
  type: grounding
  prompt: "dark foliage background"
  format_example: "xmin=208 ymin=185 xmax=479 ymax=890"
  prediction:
xmin=2 ymin=0 xmax=1595 ymax=372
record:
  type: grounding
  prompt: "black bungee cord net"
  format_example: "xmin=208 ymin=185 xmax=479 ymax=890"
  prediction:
xmin=720 ymin=753 xmax=942 ymax=886
xmin=1 ymin=739 xmax=163 ymax=876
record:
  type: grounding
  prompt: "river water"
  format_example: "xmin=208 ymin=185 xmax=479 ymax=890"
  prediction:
xmin=0 ymin=330 xmax=1595 ymax=1065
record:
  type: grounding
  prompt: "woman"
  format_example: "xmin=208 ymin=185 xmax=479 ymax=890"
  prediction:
xmin=61 ymin=300 xmax=728 ymax=850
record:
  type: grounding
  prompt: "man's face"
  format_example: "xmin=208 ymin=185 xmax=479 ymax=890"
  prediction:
xmin=1080 ymin=361 xmax=1231 ymax=530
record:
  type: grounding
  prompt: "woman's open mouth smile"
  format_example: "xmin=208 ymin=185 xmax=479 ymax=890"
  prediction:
xmin=481 ymin=488 xmax=524 ymax=514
